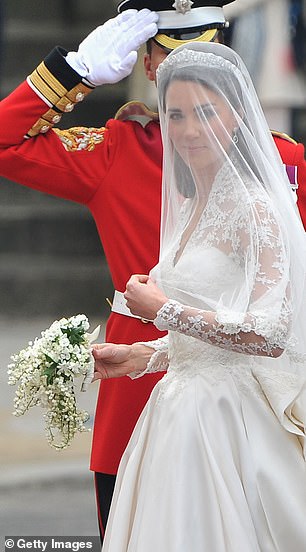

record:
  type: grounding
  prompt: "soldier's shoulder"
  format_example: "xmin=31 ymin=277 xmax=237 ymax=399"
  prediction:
xmin=271 ymin=130 xmax=298 ymax=145
xmin=114 ymin=101 xmax=159 ymax=124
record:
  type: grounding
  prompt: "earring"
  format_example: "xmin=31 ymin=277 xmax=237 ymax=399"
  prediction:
xmin=232 ymin=128 xmax=239 ymax=144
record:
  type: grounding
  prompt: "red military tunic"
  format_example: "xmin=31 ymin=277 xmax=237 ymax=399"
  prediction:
xmin=272 ymin=131 xmax=306 ymax=225
xmin=0 ymin=48 xmax=305 ymax=474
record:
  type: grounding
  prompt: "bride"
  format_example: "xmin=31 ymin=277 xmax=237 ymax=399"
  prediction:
xmin=93 ymin=42 xmax=306 ymax=551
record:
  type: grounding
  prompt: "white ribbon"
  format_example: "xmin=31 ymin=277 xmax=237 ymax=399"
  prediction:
xmin=81 ymin=325 xmax=101 ymax=392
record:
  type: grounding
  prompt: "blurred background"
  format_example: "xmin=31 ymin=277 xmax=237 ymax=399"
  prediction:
xmin=0 ymin=0 xmax=305 ymax=544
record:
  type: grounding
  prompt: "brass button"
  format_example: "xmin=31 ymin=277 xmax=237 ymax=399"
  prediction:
xmin=40 ymin=125 xmax=50 ymax=133
xmin=52 ymin=115 xmax=62 ymax=124
xmin=65 ymin=102 xmax=74 ymax=112
xmin=75 ymin=92 xmax=85 ymax=102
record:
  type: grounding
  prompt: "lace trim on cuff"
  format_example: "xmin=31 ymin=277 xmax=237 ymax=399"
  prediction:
xmin=154 ymin=300 xmax=184 ymax=331
xmin=128 ymin=336 xmax=169 ymax=380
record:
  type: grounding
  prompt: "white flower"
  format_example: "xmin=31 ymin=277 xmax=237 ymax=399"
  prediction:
xmin=8 ymin=314 xmax=100 ymax=450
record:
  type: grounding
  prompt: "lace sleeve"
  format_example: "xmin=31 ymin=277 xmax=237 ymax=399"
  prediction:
xmin=154 ymin=198 xmax=292 ymax=358
xmin=154 ymin=300 xmax=289 ymax=357
xmin=128 ymin=335 xmax=169 ymax=379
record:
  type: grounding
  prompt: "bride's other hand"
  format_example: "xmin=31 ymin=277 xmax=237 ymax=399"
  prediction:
xmin=92 ymin=342 xmax=153 ymax=381
xmin=124 ymin=274 xmax=168 ymax=320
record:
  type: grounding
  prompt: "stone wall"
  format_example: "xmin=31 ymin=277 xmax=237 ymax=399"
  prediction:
xmin=0 ymin=1 xmax=124 ymax=318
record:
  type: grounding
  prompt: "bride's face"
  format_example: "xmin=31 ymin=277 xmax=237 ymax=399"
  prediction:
xmin=165 ymin=79 xmax=236 ymax=176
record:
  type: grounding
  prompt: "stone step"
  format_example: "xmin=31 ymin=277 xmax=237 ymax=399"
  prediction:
xmin=0 ymin=203 xmax=102 ymax=256
xmin=0 ymin=2 xmax=119 ymax=316
xmin=3 ymin=21 xmax=96 ymax=81
xmin=6 ymin=1 xmax=72 ymax=22
xmin=0 ymin=254 xmax=113 ymax=317
xmin=0 ymin=177 xmax=59 ymax=204
xmin=2 ymin=20 xmax=127 ymax=113
xmin=5 ymin=0 xmax=115 ymax=24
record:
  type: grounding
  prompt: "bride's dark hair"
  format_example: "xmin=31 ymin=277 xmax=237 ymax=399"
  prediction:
xmin=159 ymin=65 xmax=262 ymax=198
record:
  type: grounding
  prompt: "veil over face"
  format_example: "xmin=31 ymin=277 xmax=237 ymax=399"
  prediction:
xmin=152 ymin=42 xmax=306 ymax=397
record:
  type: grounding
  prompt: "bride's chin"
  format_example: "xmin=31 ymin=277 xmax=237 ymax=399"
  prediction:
xmin=191 ymin=157 xmax=221 ymax=173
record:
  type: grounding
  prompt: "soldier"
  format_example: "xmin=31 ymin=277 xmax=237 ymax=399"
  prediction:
xmin=0 ymin=0 xmax=305 ymax=541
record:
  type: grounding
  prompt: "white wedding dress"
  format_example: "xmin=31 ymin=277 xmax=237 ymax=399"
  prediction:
xmin=102 ymin=167 xmax=306 ymax=552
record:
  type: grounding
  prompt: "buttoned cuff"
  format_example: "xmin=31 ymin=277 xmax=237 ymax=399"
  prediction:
xmin=26 ymin=47 xmax=95 ymax=138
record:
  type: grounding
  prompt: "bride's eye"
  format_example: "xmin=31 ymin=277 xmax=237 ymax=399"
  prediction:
xmin=196 ymin=106 xmax=216 ymax=121
xmin=168 ymin=110 xmax=184 ymax=121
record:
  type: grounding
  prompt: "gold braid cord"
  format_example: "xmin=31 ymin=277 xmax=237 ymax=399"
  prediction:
xmin=52 ymin=126 xmax=107 ymax=152
xmin=271 ymin=130 xmax=298 ymax=145
xmin=26 ymin=61 xmax=94 ymax=138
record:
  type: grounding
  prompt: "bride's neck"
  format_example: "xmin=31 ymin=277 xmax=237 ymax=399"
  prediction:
xmin=193 ymin=165 xmax=219 ymax=204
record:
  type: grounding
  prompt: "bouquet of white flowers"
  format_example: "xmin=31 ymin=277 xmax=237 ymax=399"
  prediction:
xmin=8 ymin=314 xmax=100 ymax=450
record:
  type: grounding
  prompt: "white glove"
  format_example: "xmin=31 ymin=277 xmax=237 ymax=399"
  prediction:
xmin=66 ymin=9 xmax=158 ymax=86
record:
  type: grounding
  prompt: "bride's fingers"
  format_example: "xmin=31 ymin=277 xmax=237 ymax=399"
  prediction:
xmin=92 ymin=344 xmax=117 ymax=360
xmin=93 ymin=354 xmax=116 ymax=379
xmin=93 ymin=344 xmax=132 ymax=367
xmin=126 ymin=274 xmax=149 ymax=287
xmin=92 ymin=371 xmax=107 ymax=382
xmin=93 ymin=362 xmax=129 ymax=380
xmin=92 ymin=342 xmax=115 ymax=351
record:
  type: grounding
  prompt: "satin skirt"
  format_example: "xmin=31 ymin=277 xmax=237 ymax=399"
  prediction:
xmin=102 ymin=369 xmax=306 ymax=551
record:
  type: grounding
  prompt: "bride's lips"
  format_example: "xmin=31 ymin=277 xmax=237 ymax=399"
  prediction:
xmin=184 ymin=145 xmax=208 ymax=152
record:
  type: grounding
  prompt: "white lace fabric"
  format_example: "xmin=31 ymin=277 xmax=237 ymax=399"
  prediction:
xmin=124 ymin=42 xmax=306 ymax=457
xmin=144 ymin=42 xmax=306 ymax=454
xmin=154 ymin=298 xmax=289 ymax=357
xmin=101 ymin=44 xmax=306 ymax=552
xmin=128 ymin=335 xmax=169 ymax=379
xmin=151 ymin=159 xmax=293 ymax=353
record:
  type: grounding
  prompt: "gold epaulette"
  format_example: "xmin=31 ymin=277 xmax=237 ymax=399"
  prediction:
xmin=271 ymin=130 xmax=298 ymax=145
xmin=115 ymin=101 xmax=159 ymax=123
xmin=52 ymin=126 xmax=107 ymax=152
xmin=26 ymin=61 xmax=94 ymax=138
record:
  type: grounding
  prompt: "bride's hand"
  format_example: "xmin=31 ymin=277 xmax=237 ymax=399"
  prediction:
xmin=124 ymin=274 xmax=168 ymax=320
xmin=92 ymin=342 xmax=153 ymax=381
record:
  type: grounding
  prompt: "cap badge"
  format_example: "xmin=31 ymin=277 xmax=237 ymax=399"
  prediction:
xmin=172 ymin=0 xmax=194 ymax=15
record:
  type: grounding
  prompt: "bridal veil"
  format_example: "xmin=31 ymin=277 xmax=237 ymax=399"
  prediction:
xmin=152 ymin=42 xmax=306 ymax=454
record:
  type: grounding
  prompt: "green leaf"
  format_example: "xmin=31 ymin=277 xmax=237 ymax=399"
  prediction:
xmin=43 ymin=365 xmax=58 ymax=386
xmin=45 ymin=354 xmax=56 ymax=364
xmin=61 ymin=325 xmax=85 ymax=345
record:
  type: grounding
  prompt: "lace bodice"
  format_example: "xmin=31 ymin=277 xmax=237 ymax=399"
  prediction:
xmin=138 ymin=165 xmax=292 ymax=378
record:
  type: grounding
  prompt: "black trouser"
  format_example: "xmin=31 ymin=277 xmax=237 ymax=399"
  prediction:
xmin=94 ymin=472 xmax=116 ymax=544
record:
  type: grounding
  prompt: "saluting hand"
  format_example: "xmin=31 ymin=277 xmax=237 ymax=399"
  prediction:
xmin=66 ymin=9 xmax=158 ymax=85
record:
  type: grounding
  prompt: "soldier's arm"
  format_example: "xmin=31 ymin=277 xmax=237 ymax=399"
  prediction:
xmin=0 ymin=47 xmax=106 ymax=204
xmin=0 ymin=9 xmax=158 ymax=204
